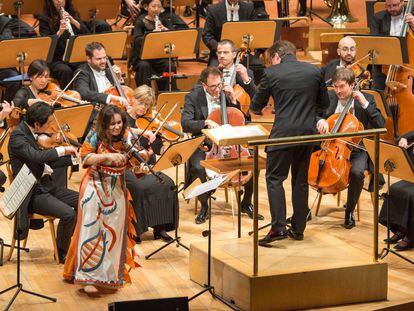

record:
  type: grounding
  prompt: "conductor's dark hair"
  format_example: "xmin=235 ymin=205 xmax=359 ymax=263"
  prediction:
xmin=27 ymin=59 xmax=50 ymax=79
xmin=26 ymin=102 xmax=54 ymax=127
xmin=267 ymin=40 xmax=296 ymax=59
xmin=332 ymin=67 xmax=355 ymax=85
xmin=200 ymin=67 xmax=223 ymax=84
xmin=85 ymin=42 xmax=106 ymax=58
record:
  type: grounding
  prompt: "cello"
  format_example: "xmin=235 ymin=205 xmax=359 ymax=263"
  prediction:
xmin=384 ymin=0 xmax=414 ymax=142
xmin=308 ymin=86 xmax=364 ymax=194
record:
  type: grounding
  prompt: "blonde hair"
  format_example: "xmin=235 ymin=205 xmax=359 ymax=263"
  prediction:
xmin=133 ymin=85 xmax=155 ymax=110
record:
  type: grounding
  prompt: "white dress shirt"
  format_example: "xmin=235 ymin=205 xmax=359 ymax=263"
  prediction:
xmin=390 ymin=13 xmax=404 ymax=36
xmin=225 ymin=1 xmax=239 ymax=21
xmin=205 ymin=91 xmax=221 ymax=115
xmin=89 ymin=65 xmax=113 ymax=104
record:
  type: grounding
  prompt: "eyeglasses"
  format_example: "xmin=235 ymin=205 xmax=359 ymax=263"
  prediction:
xmin=216 ymin=50 xmax=233 ymax=55
xmin=205 ymin=82 xmax=223 ymax=90
xmin=340 ymin=47 xmax=356 ymax=53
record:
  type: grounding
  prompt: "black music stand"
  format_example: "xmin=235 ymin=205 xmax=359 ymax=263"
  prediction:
xmin=140 ymin=29 xmax=199 ymax=92
xmin=186 ymin=170 xmax=241 ymax=311
xmin=1 ymin=0 xmax=42 ymax=38
xmin=306 ymin=0 xmax=333 ymax=26
xmin=364 ymin=138 xmax=414 ymax=266
xmin=144 ymin=136 xmax=205 ymax=259
xmin=0 ymin=167 xmax=56 ymax=310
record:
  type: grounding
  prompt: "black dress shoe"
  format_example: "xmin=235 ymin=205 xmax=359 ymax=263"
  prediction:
xmin=259 ymin=229 xmax=287 ymax=245
xmin=394 ymin=239 xmax=413 ymax=251
xmin=286 ymin=213 xmax=312 ymax=224
xmin=241 ymin=203 xmax=264 ymax=220
xmin=288 ymin=229 xmax=304 ymax=241
xmin=343 ymin=211 xmax=355 ymax=229
xmin=154 ymin=230 xmax=174 ymax=243
xmin=383 ymin=233 xmax=404 ymax=244
xmin=195 ymin=206 xmax=209 ymax=224
xmin=183 ymin=6 xmax=192 ymax=17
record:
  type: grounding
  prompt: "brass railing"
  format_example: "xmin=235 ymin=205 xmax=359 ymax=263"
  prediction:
xmin=248 ymin=128 xmax=387 ymax=276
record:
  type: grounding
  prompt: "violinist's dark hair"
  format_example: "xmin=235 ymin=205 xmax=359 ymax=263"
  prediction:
xmin=200 ymin=67 xmax=223 ymax=84
xmin=332 ymin=67 xmax=355 ymax=85
xmin=26 ymin=102 xmax=54 ymax=127
xmin=28 ymin=59 xmax=50 ymax=79
xmin=95 ymin=105 xmax=127 ymax=144
xmin=217 ymin=39 xmax=236 ymax=52
xmin=85 ymin=42 xmax=106 ymax=58
xmin=267 ymin=40 xmax=296 ymax=59
xmin=141 ymin=0 xmax=162 ymax=6
xmin=42 ymin=0 xmax=79 ymax=31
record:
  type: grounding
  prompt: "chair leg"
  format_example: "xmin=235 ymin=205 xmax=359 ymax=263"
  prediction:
xmin=315 ymin=192 xmax=323 ymax=216
xmin=337 ymin=191 xmax=341 ymax=207
xmin=48 ymin=219 xmax=59 ymax=264
xmin=224 ymin=187 xmax=229 ymax=204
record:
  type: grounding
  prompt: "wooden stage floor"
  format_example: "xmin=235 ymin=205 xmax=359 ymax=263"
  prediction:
xmin=1 ymin=164 xmax=414 ymax=310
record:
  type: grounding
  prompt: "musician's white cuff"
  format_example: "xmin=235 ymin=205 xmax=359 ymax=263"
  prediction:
xmin=56 ymin=146 xmax=66 ymax=157
xmin=361 ymin=100 xmax=369 ymax=109
xmin=243 ymin=78 xmax=252 ymax=85
xmin=106 ymin=95 xmax=112 ymax=104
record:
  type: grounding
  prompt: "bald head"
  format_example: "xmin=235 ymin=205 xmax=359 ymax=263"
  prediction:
xmin=337 ymin=36 xmax=356 ymax=65
xmin=385 ymin=0 xmax=404 ymax=16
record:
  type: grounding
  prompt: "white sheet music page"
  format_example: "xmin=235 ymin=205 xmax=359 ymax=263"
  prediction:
xmin=208 ymin=124 xmax=266 ymax=141
xmin=0 ymin=164 xmax=36 ymax=219
xmin=184 ymin=174 xmax=227 ymax=200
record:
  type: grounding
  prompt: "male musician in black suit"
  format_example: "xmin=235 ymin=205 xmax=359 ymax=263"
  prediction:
xmin=216 ymin=39 xmax=255 ymax=100
xmin=370 ymin=0 xmax=414 ymax=36
xmin=321 ymin=36 xmax=357 ymax=85
xmin=8 ymin=102 xmax=79 ymax=263
xmin=202 ymin=0 xmax=267 ymax=82
xmin=182 ymin=67 xmax=263 ymax=224
xmin=250 ymin=40 xmax=330 ymax=243
xmin=316 ymin=68 xmax=385 ymax=229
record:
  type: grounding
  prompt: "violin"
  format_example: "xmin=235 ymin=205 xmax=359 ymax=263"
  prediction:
xmin=36 ymin=124 xmax=81 ymax=149
xmin=36 ymin=82 xmax=88 ymax=108
xmin=308 ymin=87 xmax=364 ymax=194
xmin=350 ymin=64 xmax=371 ymax=90
xmin=135 ymin=110 xmax=184 ymax=142
xmin=6 ymin=107 xmax=26 ymax=130
xmin=104 ymin=58 xmax=134 ymax=111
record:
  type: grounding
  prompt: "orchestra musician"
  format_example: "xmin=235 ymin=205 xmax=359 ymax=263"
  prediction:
xmin=379 ymin=130 xmax=414 ymax=251
xmin=316 ymin=68 xmax=385 ymax=229
xmin=181 ymin=67 xmax=263 ymax=224
xmin=8 ymin=102 xmax=79 ymax=264
xmin=38 ymin=0 xmax=90 ymax=89
xmin=63 ymin=104 xmax=139 ymax=295
xmin=130 ymin=0 xmax=177 ymax=91
xmin=125 ymin=85 xmax=178 ymax=243
xmin=250 ymin=40 xmax=329 ymax=244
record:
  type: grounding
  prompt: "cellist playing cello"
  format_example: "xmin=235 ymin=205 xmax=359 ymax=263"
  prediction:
xmin=316 ymin=68 xmax=385 ymax=229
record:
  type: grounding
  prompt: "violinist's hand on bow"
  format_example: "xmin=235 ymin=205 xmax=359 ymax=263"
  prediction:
xmin=235 ymin=64 xmax=249 ymax=83
xmin=106 ymin=153 xmax=127 ymax=167
xmin=317 ymin=119 xmax=330 ymax=134
xmin=63 ymin=146 xmax=78 ymax=157
xmin=405 ymin=13 xmax=414 ymax=28
xmin=133 ymin=163 xmax=151 ymax=175
xmin=142 ymin=130 xmax=156 ymax=143
xmin=352 ymin=91 xmax=369 ymax=107
xmin=0 ymin=100 xmax=14 ymax=120
xmin=399 ymin=137 xmax=408 ymax=149
xmin=111 ymin=95 xmax=129 ymax=108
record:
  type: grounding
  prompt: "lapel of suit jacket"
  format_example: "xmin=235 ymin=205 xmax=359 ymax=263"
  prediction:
xmin=353 ymin=99 xmax=364 ymax=123
xmin=85 ymin=65 xmax=100 ymax=92
xmin=21 ymin=122 xmax=40 ymax=150
xmin=384 ymin=13 xmax=391 ymax=35
xmin=327 ymin=91 xmax=339 ymax=116
xmin=199 ymin=88 xmax=209 ymax=119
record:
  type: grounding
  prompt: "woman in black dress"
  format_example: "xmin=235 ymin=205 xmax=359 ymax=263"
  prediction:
xmin=130 ymin=0 xmax=176 ymax=91
xmin=38 ymin=0 xmax=89 ymax=88
xmin=379 ymin=130 xmax=414 ymax=251
xmin=125 ymin=85 xmax=178 ymax=242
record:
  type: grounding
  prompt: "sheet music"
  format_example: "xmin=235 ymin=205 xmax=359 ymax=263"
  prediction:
xmin=0 ymin=164 xmax=36 ymax=219
xmin=208 ymin=124 xmax=266 ymax=141
xmin=184 ymin=174 xmax=227 ymax=200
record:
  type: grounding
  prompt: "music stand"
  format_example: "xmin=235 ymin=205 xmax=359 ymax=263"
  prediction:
xmin=140 ymin=29 xmax=199 ymax=91
xmin=186 ymin=170 xmax=241 ymax=311
xmin=72 ymin=0 xmax=121 ymax=33
xmin=1 ymin=0 xmax=43 ymax=38
xmin=156 ymin=91 xmax=189 ymax=124
xmin=0 ymin=37 xmax=56 ymax=85
xmin=220 ymin=21 xmax=277 ymax=69
xmin=63 ymin=31 xmax=127 ymax=63
xmin=52 ymin=104 xmax=94 ymax=139
xmin=364 ymin=138 xmax=414 ymax=266
xmin=144 ymin=136 xmax=205 ymax=259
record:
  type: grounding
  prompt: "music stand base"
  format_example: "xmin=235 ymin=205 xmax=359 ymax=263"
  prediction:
xmin=145 ymin=236 xmax=189 ymax=260
xmin=380 ymin=247 xmax=414 ymax=265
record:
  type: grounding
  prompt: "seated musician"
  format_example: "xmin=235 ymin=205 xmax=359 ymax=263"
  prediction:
xmin=370 ymin=0 xmax=414 ymax=36
xmin=8 ymin=101 xmax=79 ymax=263
xmin=38 ymin=0 xmax=90 ymax=88
xmin=126 ymin=85 xmax=178 ymax=242
xmin=130 ymin=0 xmax=177 ymax=91
xmin=202 ymin=0 xmax=268 ymax=82
xmin=379 ymin=130 xmax=414 ymax=251
xmin=316 ymin=67 xmax=385 ymax=229
xmin=13 ymin=59 xmax=54 ymax=109
xmin=181 ymin=67 xmax=263 ymax=224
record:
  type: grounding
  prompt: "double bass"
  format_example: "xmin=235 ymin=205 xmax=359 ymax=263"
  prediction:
xmin=385 ymin=0 xmax=414 ymax=142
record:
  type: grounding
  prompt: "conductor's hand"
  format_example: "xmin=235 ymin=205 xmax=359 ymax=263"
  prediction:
xmin=399 ymin=137 xmax=408 ymax=148
xmin=63 ymin=146 xmax=78 ymax=156
xmin=352 ymin=91 xmax=369 ymax=107
xmin=317 ymin=119 xmax=329 ymax=134
xmin=205 ymin=119 xmax=219 ymax=129
xmin=405 ymin=13 xmax=414 ymax=28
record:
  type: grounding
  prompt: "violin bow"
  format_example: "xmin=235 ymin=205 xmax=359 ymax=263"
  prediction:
xmin=152 ymin=103 xmax=178 ymax=137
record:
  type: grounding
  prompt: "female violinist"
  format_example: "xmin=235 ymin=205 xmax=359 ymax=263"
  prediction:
xmin=63 ymin=105 xmax=140 ymax=295
xmin=130 ymin=0 xmax=177 ymax=91
xmin=125 ymin=85 xmax=177 ymax=242
xmin=38 ymin=0 xmax=89 ymax=88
